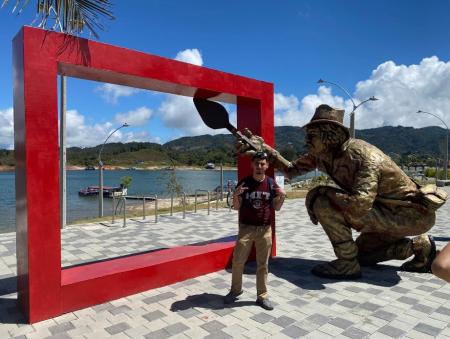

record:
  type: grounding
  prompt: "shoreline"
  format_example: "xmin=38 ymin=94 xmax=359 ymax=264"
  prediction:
xmin=0 ymin=165 xmax=237 ymax=172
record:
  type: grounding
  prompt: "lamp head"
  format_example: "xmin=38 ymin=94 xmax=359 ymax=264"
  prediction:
xmin=122 ymin=123 xmax=130 ymax=127
xmin=369 ymin=96 xmax=379 ymax=101
xmin=317 ymin=79 xmax=325 ymax=84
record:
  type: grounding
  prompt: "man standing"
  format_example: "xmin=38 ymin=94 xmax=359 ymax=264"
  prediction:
xmin=224 ymin=151 xmax=286 ymax=310
xmin=237 ymin=104 xmax=446 ymax=279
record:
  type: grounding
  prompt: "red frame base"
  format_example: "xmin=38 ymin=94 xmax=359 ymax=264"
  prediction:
xmin=13 ymin=26 xmax=274 ymax=323
xmin=61 ymin=242 xmax=235 ymax=313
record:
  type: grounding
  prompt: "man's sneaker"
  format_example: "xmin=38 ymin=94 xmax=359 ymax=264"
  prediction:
xmin=256 ymin=298 xmax=274 ymax=310
xmin=223 ymin=290 xmax=243 ymax=304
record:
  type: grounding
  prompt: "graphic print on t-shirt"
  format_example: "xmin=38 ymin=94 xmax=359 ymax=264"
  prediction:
xmin=245 ymin=191 xmax=271 ymax=209
xmin=238 ymin=176 xmax=279 ymax=226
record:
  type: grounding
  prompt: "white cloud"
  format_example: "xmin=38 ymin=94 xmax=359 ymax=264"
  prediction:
xmin=175 ymin=48 xmax=203 ymax=66
xmin=354 ymin=56 xmax=450 ymax=129
xmin=274 ymin=87 xmax=352 ymax=127
xmin=158 ymin=95 xmax=232 ymax=135
xmin=0 ymin=107 xmax=13 ymax=149
xmin=114 ymin=106 xmax=153 ymax=126
xmin=96 ymin=83 xmax=141 ymax=104
xmin=121 ymin=130 xmax=160 ymax=144
xmin=65 ymin=109 xmax=157 ymax=147
xmin=66 ymin=109 xmax=113 ymax=147
xmin=275 ymin=56 xmax=450 ymax=131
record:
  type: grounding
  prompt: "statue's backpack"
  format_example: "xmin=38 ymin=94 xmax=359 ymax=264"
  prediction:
xmin=418 ymin=184 xmax=448 ymax=210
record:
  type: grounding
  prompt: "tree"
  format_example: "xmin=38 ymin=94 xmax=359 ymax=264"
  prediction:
xmin=166 ymin=169 xmax=183 ymax=197
xmin=120 ymin=176 xmax=132 ymax=189
xmin=2 ymin=0 xmax=114 ymax=38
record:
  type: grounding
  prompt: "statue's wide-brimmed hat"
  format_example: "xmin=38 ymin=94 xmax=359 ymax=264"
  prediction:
xmin=303 ymin=104 xmax=349 ymax=138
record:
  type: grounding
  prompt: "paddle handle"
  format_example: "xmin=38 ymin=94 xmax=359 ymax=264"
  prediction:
xmin=227 ymin=124 xmax=261 ymax=150
xmin=228 ymin=124 xmax=292 ymax=168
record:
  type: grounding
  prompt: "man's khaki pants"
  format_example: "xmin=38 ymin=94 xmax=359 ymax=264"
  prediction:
xmin=231 ymin=223 xmax=272 ymax=300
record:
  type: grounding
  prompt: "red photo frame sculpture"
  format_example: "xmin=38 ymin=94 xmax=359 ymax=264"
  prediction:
xmin=13 ymin=26 xmax=275 ymax=323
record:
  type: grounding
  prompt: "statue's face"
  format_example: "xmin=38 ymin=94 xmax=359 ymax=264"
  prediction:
xmin=305 ymin=126 xmax=326 ymax=155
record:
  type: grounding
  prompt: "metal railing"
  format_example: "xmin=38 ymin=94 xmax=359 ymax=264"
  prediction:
xmin=142 ymin=194 xmax=158 ymax=223
xmin=182 ymin=192 xmax=187 ymax=219
xmin=170 ymin=192 xmax=188 ymax=218
xmin=194 ymin=190 xmax=210 ymax=215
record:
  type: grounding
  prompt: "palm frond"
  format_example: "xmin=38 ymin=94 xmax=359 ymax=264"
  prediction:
xmin=2 ymin=0 xmax=115 ymax=38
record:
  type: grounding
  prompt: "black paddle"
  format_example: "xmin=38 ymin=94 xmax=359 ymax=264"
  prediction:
xmin=193 ymin=98 xmax=262 ymax=151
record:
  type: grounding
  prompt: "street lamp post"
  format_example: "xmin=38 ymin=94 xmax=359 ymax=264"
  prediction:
xmin=98 ymin=123 xmax=129 ymax=217
xmin=416 ymin=110 xmax=448 ymax=181
xmin=317 ymin=79 xmax=378 ymax=138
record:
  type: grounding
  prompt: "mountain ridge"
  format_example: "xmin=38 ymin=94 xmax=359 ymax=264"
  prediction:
xmin=0 ymin=125 xmax=446 ymax=167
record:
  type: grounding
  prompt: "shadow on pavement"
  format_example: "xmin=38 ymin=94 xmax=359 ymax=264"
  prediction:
xmin=223 ymin=257 xmax=401 ymax=289
xmin=270 ymin=257 xmax=401 ymax=289
xmin=0 ymin=275 xmax=26 ymax=324
xmin=170 ymin=293 xmax=254 ymax=313
xmin=0 ymin=297 xmax=26 ymax=324
xmin=0 ymin=275 xmax=16 ymax=297
xmin=170 ymin=257 xmax=402 ymax=313
xmin=0 ymin=276 xmax=27 ymax=324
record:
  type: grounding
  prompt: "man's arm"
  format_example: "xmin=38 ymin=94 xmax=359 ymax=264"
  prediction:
xmin=232 ymin=182 xmax=248 ymax=210
xmin=273 ymin=186 xmax=286 ymax=211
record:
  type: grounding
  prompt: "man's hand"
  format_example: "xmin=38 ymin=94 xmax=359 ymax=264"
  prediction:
xmin=234 ymin=183 xmax=248 ymax=196
xmin=274 ymin=187 xmax=286 ymax=197
xmin=232 ymin=183 xmax=248 ymax=210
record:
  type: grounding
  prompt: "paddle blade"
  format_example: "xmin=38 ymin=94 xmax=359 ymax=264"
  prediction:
xmin=193 ymin=98 xmax=231 ymax=130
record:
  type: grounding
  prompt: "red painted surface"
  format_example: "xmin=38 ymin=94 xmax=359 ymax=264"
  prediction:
xmin=13 ymin=26 xmax=274 ymax=323
xmin=61 ymin=242 xmax=235 ymax=313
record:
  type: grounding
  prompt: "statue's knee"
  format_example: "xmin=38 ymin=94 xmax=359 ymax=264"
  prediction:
xmin=305 ymin=186 xmax=322 ymax=203
xmin=312 ymin=195 xmax=332 ymax=219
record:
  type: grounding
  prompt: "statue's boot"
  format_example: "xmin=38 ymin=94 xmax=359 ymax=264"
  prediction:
xmin=310 ymin=195 xmax=361 ymax=279
xmin=357 ymin=233 xmax=436 ymax=273
xmin=400 ymin=234 xmax=436 ymax=273
xmin=357 ymin=238 xmax=413 ymax=266
xmin=311 ymin=257 xmax=361 ymax=280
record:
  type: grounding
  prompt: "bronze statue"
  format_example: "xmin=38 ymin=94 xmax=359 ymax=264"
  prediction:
xmin=237 ymin=104 xmax=448 ymax=279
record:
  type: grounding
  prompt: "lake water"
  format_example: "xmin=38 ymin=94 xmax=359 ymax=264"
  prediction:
xmin=0 ymin=169 xmax=316 ymax=233
xmin=0 ymin=169 xmax=238 ymax=233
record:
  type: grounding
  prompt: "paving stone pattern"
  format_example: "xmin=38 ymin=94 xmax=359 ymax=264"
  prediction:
xmin=1 ymin=189 xmax=450 ymax=338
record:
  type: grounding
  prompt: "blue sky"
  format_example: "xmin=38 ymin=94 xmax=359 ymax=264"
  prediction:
xmin=1 ymin=0 xmax=450 ymax=149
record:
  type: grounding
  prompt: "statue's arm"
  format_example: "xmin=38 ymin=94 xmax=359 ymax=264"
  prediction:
xmin=235 ymin=128 xmax=316 ymax=178
xmin=326 ymin=158 xmax=379 ymax=219
xmin=265 ymin=147 xmax=317 ymax=179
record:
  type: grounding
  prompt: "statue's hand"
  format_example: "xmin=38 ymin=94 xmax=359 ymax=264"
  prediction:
xmin=236 ymin=128 xmax=265 ymax=156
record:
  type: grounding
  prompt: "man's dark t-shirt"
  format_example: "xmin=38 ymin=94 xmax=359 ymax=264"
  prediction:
xmin=237 ymin=176 xmax=279 ymax=226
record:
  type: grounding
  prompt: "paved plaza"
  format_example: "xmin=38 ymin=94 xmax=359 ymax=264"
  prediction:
xmin=1 ymin=194 xmax=450 ymax=338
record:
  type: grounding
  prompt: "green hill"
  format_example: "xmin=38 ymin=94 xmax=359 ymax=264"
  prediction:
xmin=0 ymin=126 xmax=447 ymax=167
